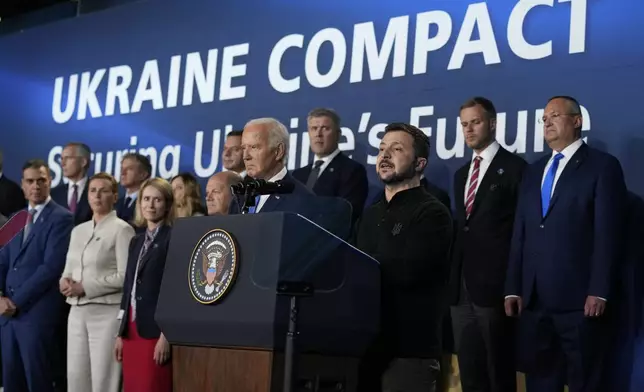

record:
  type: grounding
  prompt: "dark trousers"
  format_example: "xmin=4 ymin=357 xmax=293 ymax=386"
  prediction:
xmin=357 ymin=337 xmax=440 ymax=392
xmin=1 ymin=321 xmax=57 ymax=392
xmin=52 ymin=303 xmax=70 ymax=392
xmin=451 ymin=284 xmax=516 ymax=392
xmin=518 ymin=302 xmax=609 ymax=392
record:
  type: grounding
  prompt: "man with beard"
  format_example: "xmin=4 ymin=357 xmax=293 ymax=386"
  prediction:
xmin=355 ymin=123 xmax=453 ymax=392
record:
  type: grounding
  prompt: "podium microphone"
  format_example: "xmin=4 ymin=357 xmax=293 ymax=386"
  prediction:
xmin=230 ymin=178 xmax=295 ymax=195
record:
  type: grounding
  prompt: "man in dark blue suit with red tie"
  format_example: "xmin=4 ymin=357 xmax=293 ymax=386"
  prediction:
xmin=504 ymin=96 xmax=628 ymax=392
xmin=0 ymin=159 xmax=73 ymax=392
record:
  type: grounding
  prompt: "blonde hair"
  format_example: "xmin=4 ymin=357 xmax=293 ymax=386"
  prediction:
xmin=171 ymin=172 xmax=206 ymax=217
xmin=133 ymin=177 xmax=176 ymax=228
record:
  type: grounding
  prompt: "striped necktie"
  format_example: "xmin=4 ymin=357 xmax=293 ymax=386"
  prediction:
xmin=465 ymin=156 xmax=482 ymax=219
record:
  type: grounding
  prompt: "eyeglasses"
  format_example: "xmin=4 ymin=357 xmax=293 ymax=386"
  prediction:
xmin=537 ymin=113 xmax=579 ymax=125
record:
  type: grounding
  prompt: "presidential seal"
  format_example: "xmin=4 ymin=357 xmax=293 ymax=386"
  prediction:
xmin=188 ymin=229 xmax=238 ymax=304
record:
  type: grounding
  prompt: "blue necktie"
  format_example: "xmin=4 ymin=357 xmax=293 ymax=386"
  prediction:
xmin=541 ymin=153 xmax=564 ymax=217
xmin=248 ymin=196 xmax=260 ymax=213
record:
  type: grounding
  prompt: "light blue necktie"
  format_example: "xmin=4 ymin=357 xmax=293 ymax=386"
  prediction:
xmin=541 ymin=153 xmax=564 ymax=217
xmin=248 ymin=196 xmax=260 ymax=213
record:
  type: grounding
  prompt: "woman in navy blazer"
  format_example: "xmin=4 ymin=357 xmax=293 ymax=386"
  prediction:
xmin=113 ymin=178 xmax=175 ymax=392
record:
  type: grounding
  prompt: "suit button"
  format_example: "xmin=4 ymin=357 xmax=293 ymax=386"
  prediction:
xmin=136 ymin=279 xmax=142 ymax=284
xmin=12 ymin=268 xmax=17 ymax=271
xmin=463 ymin=227 xmax=469 ymax=232
xmin=136 ymin=296 xmax=142 ymax=301
xmin=539 ymin=224 xmax=544 ymax=229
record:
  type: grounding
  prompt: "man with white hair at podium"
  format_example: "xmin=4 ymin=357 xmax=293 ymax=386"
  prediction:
xmin=229 ymin=117 xmax=313 ymax=214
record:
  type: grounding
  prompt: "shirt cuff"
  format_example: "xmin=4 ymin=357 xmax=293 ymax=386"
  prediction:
xmin=504 ymin=295 xmax=520 ymax=299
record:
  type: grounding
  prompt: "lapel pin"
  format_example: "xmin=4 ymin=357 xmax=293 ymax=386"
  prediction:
xmin=275 ymin=195 xmax=281 ymax=200
xmin=329 ymin=168 xmax=335 ymax=173
xmin=497 ymin=168 xmax=504 ymax=175
xmin=95 ymin=237 xmax=101 ymax=241
xmin=153 ymin=244 xmax=158 ymax=249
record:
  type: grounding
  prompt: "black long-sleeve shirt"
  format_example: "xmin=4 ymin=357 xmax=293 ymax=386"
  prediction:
xmin=355 ymin=186 xmax=453 ymax=358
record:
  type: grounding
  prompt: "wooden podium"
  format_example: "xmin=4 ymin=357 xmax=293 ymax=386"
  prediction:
xmin=155 ymin=210 xmax=380 ymax=392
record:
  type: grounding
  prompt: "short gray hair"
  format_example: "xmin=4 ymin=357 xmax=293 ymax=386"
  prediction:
xmin=65 ymin=142 xmax=92 ymax=170
xmin=245 ymin=117 xmax=290 ymax=165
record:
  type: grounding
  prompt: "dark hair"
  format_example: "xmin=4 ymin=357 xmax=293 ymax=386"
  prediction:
xmin=121 ymin=153 xmax=152 ymax=178
xmin=460 ymin=97 xmax=497 ymax=119
xmin=22 ymin=158 xmax=49 ymax=173
xmin=547 ymin=95 xmax=582 ymax=115
xmin=227 ymin=130 xmax=243 ymax=138
xmin=384 ymin=123 xmax=431 ymax=160
xmin=307 ymin=107 xmax=341 ymax=133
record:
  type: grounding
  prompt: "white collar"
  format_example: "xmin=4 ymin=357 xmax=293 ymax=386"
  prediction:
xmin=314 ymin=148 xmax=341 ymax=165
xmin=68 ymin=176 xmax=88 ymax=189
xmin=552 ymin=138 xmax=584 ymax=158
xmin=472 ymin=141 xmax=500 ymax=162
xmin=29 ymin=196 xmax=52 ymax=214
xmin=268 ymin=166 xmax=288 ymax=182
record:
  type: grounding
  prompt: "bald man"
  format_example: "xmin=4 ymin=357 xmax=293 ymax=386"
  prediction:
xmin=205 ymin=171 xmax=242 ymax=215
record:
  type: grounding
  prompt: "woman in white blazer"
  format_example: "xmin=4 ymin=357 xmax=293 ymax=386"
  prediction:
xmin=60 ymin=172 xmax=135 ymax=392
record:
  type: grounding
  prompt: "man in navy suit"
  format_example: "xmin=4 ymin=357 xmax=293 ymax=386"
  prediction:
xmin=0 ymin=159 xmax=73 ymax=392
xmin=230 ymin=117 xmax=314 ymax=215
xmin=116 ymin=153 xmax=152 ymax=223
xmin=504 ymin=96 xmax=628 ymax=392
xmin=292 ymin=108 xmax=368 ymax=226
xmin=51 ymin=142 xmax=93 ymax=226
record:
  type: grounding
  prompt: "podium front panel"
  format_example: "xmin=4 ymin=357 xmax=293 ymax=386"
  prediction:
xmin=156 ymin=210 xmax=380 ymax=357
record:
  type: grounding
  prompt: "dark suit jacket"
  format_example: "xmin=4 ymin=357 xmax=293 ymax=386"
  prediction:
xmin=0 ymin=175 xmax=25 ymax=218
xmin=116 ymin=196 xmax=136 ymax=224
xmin=229 ymin=172 xmax=315 ymax=215
xmin=51 ymin=182 xmax=92 ymax=226
xmin=449 ymin=147 xmax=526 ymax=307
xmin=118 ymin=225 xmax=172 ymax=339
xmin=505 ymin=143 xmax=628 ymax=312
xmin=0 ymin=201 xmax=73 ymax=325
xmin=292 ymin=153 xmax=369 ymax=224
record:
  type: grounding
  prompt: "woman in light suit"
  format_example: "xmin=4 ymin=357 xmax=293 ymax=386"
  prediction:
xmin=60 ymin=172 xmax=135 ymax=392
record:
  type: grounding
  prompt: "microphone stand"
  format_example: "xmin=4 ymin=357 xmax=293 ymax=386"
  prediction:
xmin=240 ymin=188 xmax=257 ymax=214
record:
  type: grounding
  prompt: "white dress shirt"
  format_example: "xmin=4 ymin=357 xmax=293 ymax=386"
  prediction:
xmin=540 ymin=138 xmax=584 ymax=196
xmin=67 ymin=176 xmax=88 ymax=206
xmin=30 ymin=197 xmax=52 ymax=223
xmin=464 ymin=141 xmax=500 ymax=203
xmin=312 ymin=148 xmax=341 ymax=178
xmin=255 ymin=166 xmax=287 ymax=213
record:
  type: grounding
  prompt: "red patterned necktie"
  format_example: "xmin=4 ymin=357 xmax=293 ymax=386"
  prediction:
xmin=465 ymin=156 xmax=482 ymax=218
xmin=69 ymin=184 xmax=78 ymax=213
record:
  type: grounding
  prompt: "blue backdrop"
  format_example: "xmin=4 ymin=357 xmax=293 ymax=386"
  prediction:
xmin=0 ymin=0 xmax=643 ymax=389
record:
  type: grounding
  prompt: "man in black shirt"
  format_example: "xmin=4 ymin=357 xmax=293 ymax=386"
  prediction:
xmin=355 ymin=123 xmax=453 ymax=392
